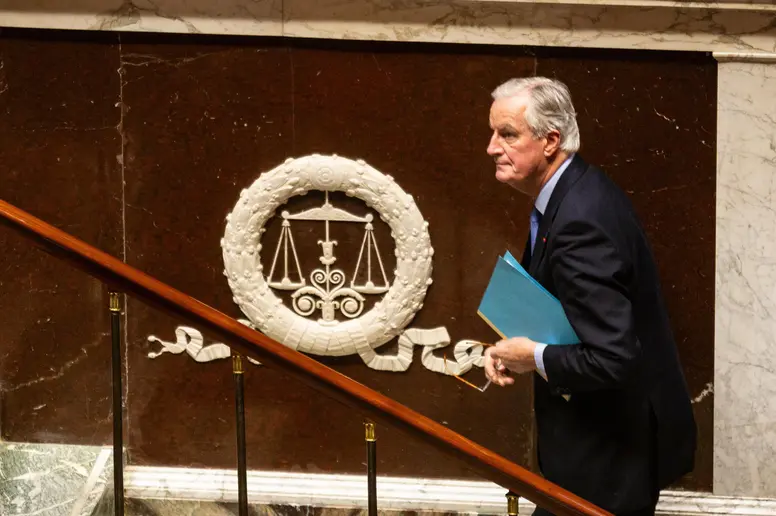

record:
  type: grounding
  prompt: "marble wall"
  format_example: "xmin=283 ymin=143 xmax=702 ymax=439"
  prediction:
xmin=0 ymin=442 xmax=112 ymax=516
xmin=714 ymin=55 xmax=776 ymax=497
xmin=119 ymin=35 xmax=536 ymax=481
xmin=0 ymin=29 xmax=716 ymax=492
xmin=0 ymin=31 xmax=121 ymax=445
xmin=1 ymin=0 xmax=776 ymax=54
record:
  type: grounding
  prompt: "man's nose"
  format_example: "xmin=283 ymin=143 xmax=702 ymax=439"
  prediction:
xmin=487 ymin=133 xmax=502 ymax=156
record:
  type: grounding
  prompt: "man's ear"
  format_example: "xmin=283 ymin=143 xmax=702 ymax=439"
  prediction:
xmin=544 ymin=130 xmax=561 ymax=156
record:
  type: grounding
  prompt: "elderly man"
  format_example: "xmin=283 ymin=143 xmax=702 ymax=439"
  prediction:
xmin=483 ymin=77 xmax=696 ymax=516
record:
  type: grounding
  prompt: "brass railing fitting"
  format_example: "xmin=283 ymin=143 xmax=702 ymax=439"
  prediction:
xmin=507 ymin=491 xmax=520 ymax=515
xmin=232 ymin=354 xmax=244 ymax=374
xmin=365 ymin=421 xmax=376 ymax=442
xmin=109 ymin=291 xmax=121 ymax=312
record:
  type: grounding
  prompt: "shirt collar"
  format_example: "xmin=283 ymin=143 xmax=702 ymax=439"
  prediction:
xmin=535 ymin=154 xmax=574 ymax=215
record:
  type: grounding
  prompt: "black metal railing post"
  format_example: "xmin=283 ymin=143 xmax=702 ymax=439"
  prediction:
xmin=507 ymin=491 xmax=520 ymax=516
xmin=365 ymin=421 xmax=377 ymax=516
xmin=233 ymin=354 xmax=249 ymax=515
xmin=109 ymin=292 xmax=124 ymax=516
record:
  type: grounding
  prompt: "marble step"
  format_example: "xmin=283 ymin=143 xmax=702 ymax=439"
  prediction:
xmin=3 ymin=442 xmax=776 ymax=516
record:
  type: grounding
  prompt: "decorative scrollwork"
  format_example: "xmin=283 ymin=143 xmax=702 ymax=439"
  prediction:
xmin=328 ymin=269 xmax=345 ymax=289
xmin=290 ymin=266 xmax=365 ymax=323
xmin=147 ymin=324 xmax=263 ymax=366
xmin=310 ymin=269 xmax=327 ymax=286
xmin=292 ymin=293 xmax=318 ymax=317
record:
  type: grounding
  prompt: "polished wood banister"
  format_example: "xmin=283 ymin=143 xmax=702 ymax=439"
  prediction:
xmin=0 ymin=199 xmax=612 ymax=516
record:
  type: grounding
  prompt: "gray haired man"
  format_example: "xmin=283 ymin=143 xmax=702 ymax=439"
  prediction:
xmin=483 ymin=77 xmax=696 ymax=516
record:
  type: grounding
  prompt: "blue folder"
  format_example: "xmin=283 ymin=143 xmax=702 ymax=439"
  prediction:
xmin=477 ymin=251 xmax=580 ymax=345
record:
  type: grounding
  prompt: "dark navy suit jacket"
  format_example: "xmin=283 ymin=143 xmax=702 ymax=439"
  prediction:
xmin=521 ymin=155 xmax=696 ymax=513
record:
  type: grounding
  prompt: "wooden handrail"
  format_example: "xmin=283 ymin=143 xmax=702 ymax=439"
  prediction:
xmin=0 ymin=199 xmax=611 ymax=516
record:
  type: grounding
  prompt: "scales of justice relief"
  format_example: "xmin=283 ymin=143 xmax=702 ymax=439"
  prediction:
xmin=267 ymin=191 xmax=389 ymax=324
xmin=148 ymin=154 xmax=486 ymax=376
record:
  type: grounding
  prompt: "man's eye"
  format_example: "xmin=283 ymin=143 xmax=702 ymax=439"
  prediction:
xmin=501 ymin=132 xmax=517 ymax=140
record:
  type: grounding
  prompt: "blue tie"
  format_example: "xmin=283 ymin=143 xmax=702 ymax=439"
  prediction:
xmin=530 ymin=207 xmax=542 ymax=255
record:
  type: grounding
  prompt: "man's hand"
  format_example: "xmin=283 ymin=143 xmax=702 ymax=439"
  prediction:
xmin=484 ymin=337 xmax=539 ymax=387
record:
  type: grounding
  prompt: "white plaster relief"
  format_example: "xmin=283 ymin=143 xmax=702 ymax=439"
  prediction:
xmin=355 ymin=327 xmax=485 ymax=375
xmin=216 ymin=154 xmax=486 ymax=375
xmin=222 ymin=154 xmax=433 ymax=361
xmin=148 ymin=324 xmax=262 ymax=365
xmin=145 ymin=157 xmax=486 ymax=375
xmin=146 ymin=155 xmax=485 ymax=374
xmin=714 ymin=58 xmax=776 ymax=497
xmin=266 ymin=192 xmax=390 ymax=323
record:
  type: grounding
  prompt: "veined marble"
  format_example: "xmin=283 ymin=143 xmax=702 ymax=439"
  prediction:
xmin=282 ymin=0 xmax=776 ymax=53
xmin=0 ymin=442 xmax=113 ymax=516
xmin=124 ymin=466 xmax=776 ymax=516
xmin=0 ymin=0 xmax=283 ymax=36
xmin=714 ymin=54 xmax=776 ymax=497
xmin=1 ymin=0 xmax=776 ymax=53
xmin=125 ymin=499 xmax=501 ymax=515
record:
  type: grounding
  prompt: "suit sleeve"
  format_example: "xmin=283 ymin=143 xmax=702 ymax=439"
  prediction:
xmin=542 ymin=218 xmax=641 ymax=391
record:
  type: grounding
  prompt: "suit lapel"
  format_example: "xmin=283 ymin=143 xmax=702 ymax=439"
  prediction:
xmin=520 ymin=235 xmax=532 ymax=269
xmin=528 ymin=155 xmax=589 ymax=276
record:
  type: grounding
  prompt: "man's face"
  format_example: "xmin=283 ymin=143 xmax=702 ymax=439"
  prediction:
xmin=487 ymin=95 xmax=548 ymax=196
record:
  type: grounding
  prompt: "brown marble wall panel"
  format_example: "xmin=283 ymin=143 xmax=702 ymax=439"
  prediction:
xmin=0 ymin=29 xmax=716 ymax=491
xmin=286 ymin=42 xmax=538 ymax=477
xmin=118 ymin=37 xmax=299 ymax=469
xmin=0 ymin=30 xmax=122 ymax=444
xmin=121 ymin=36 xmax=537 ymax=478
xmin=535 ymin=49 xmax=716 ymax=490
xmin=121 ymin=37 xmax=715 ymax=489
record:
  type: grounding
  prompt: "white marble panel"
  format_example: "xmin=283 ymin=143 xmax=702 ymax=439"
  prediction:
xmin=0 ymin=1 xmax=775 ymax=52
xmin=0 ymin=0 xmax=283 ymax=36
xmin=281 ymin=0 xmax=776 ymax=53
xmin=715 ymin=55 xmax=776 ymax=497
xmin=124 ymin=465 xmax=776 ymax=516
xmin=125 ymin=466 xmax=523 ymax=513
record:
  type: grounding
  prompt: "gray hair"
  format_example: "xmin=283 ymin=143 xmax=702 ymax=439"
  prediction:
xmin=491 ymin=77 xmax=581 ymax=153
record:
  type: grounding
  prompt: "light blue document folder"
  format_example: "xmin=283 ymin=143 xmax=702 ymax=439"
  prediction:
xmin=477 ymin=251 xmax=580 ymax=345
